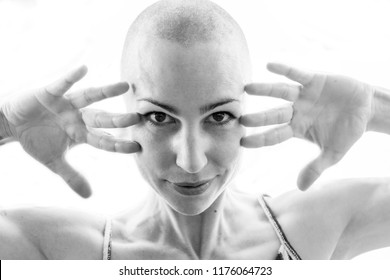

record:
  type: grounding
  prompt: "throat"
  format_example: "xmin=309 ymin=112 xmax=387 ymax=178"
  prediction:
xmin=150 ymin=190 xmax=230 ymax=259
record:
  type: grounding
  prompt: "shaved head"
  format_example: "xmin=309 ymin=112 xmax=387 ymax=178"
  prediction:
xmin=121 ymin=1 xmax=248 ymax=214
xmin=140 ymin=0 xmax=238 ymax=46
xmin=121 ymin=0 xmax=251 ymax=109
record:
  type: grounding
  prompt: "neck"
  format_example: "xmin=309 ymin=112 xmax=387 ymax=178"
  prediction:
xmin=138 ymin=188 xmax=236 ymax=259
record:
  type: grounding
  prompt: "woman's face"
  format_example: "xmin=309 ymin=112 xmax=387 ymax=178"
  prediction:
xmin=128 ymin=39 xmax=247 ymax=215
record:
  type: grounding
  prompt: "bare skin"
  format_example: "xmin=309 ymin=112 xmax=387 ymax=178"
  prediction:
xmin=1 ymin=60 xmax=390 ymax=259
xmin=2 ymin=178 xmax=388 ymax=260
xmin=1 ymin=0 xmax=390 ymax=258
xmin=0 ymin=66 xmax=141 ymax=197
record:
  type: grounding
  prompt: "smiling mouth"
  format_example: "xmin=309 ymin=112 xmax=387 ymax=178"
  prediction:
xmin=174 ymin=180 xmax=211 ymax=188
xmin=167 ymin=178 xmax=214 ymax=195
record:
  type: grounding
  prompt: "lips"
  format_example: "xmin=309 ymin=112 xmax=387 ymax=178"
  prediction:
xmin=167 ymin=178 xmax=214 ymax=196
xmin=173 ymin=180 xmax=211 ymax=188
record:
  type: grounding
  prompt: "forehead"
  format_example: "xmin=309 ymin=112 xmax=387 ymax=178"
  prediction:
xmin=136 ymin=39 xmax=245 ymax=103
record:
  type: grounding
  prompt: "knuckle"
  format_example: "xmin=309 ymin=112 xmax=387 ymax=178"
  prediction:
xmin=95 ymin=115 xmax=102 ymax=127
xmin=64 ymin=78 xmax=73 ymax=86
xmin=258 ymin=133 xmax=265 ymax=146
xmin=277 ymin=109 xmax=283 ymax=123
xmin=44 ymin=87 xmax=55 ymax=96
xmin=98 ymin=137 xmax=104 ymax=149
xmin=281 ymin=84 xmax=290 ymax=99
xmin=268 ymin=84 xmax=274 ymax=96
xmin=67 ymin=126 xmax=85 ymax=142
xmin=110 ymin=116 xmax=117 ymax=128
xmin=264 ymin=111 xmax=270 ymax=125
xmin=44 ymin=159 xmax=57 ymax=172
xmin=100 ymin=87 xmax=109 ymax=99
xmin=83 ymin=89 xmax=93 ymax=105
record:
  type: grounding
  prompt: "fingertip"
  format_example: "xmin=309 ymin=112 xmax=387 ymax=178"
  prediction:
xmin=266 ymin=62 xmax=278 ymax=71
xmin=70 ymin=65 xmax=88 ymax=82
xmin=115 ymin=113 xmax=140 ymax=127
xmin=77 ymin=65 xmax=88 ymax=77
xmin=117 ymin=81 xmax=130 ymax=92
xmin=244 ymin=83 xmax=255 ymax=93
xmin=297 ymin=176 xmax=310 ymax=191
xmin=266 ymin=62 xmax=289 ymax=75
xmin=297 ymin=168 xmax=319 ymax=191
xmin=73 ymin=181 xmax=92 ymax=198
xmin=239 ymin=137 xmax=250 ymax=148
xmin=115 ymin=141 xmax=142 ymax=153
xmin=128 ymin=112 xmax=141 ymax=125
xmin=238 ymin=115 xmax=251 ymax=127
xmin=65 ymin=173 xmax=92 ymax=198
xmin=239 ymin=137 xmax=245 ymax=147
xmin=79 ymin=64 xmax=88 ymax=72
xmin=79 ymin=187 xmax=92 ymax=198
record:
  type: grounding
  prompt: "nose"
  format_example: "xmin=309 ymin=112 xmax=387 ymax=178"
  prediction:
xmin=174 ymin=127 xmax=208 ymax=174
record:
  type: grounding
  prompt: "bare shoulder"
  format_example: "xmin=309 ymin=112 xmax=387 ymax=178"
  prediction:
xmin=266 ymin=178 xmax=390 ymax=259
xmin=0 ymin=206 xmax=106 ymax=259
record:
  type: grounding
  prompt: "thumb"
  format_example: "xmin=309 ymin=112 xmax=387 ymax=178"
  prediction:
xmin=45 ymin=157 xmax=92 ymax=198
xmin=297 ymin=149 xmax=344 ymax=191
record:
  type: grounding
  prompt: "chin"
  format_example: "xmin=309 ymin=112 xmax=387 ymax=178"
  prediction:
xmin=167 ymin=199 xmax=214 ymax=216
xmin=166 ymin=188 xmax=226 ymax=216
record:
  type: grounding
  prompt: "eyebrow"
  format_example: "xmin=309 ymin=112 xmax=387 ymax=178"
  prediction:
xmin=137 ymin=98 xmax=239 ymax=115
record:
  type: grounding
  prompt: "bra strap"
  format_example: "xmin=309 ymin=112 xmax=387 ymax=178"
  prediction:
xmin=102 ymin=218 xmax=112 ymax=260
xmin=258 ymin=194 xmax=301 ymax=260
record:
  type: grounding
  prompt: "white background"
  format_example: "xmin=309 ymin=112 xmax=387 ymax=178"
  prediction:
xmin=0 ymin=0 xmax=390 ymax=259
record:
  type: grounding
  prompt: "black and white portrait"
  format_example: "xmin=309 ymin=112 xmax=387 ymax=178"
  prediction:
xmin=0 ymin=0 xmax=390 ymax=263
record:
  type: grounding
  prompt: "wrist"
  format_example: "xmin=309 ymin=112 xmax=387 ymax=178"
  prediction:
xmin=0 ymin=106 xmax=13 ymax=141
xmin=367 ymin=86 xmax=390 ymax=133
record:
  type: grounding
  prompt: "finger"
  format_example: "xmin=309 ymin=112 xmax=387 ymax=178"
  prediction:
xmin=64 ymin=124 xmax=87 ymax=144
xmin=240 ymin=105 xmax=293 ymax=127
xmin=86 ymin=129 xmax=141 ymax=153
xmin=245 ymin=83 xmax=300 ymax=102
xmin=82 ymin=109 xmax=140 ymax=128
xmin=267 ymin=62 xmax=313 ymax=85
xmin=45 ymin=157 xmax=91 ymax=198
xmin=35 ymin=66 xmax=88 ymax=115
xmin=240 ymin=124 xmax=293 ymax=148
xmin=297 ymin=149 xmax=345 ymax=191
xmin=68 ymin=82 xmax=130 ymax=109
xmin=45 ymin=65 xmax=88 ymax=97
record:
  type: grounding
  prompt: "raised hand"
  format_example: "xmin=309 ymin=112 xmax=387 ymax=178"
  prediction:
xmin=241 ymin=63 xmax=374 ymax=190
xmin=0 ymin=66 xmax=140 ymax=197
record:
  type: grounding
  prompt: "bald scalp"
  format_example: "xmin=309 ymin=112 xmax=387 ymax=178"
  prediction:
xmin=122 ymin=0 xmax=249 ymax=69
xmin=121 ymin=0 xmax=251 ymax=108
xmin=123 ymin=0 xmax=241 ymax=48
xmin=150 ymin=0 xmax=237 ymax=47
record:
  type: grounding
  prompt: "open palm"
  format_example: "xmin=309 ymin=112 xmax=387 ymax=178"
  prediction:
xmin=1 ymin=66 xmax=140 ymax=197
xmin=241 ymin=63 xmax=374 ymax=190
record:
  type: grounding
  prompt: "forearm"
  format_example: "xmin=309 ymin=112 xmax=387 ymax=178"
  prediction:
xmin=367 ymin=86 xmax=390 ymax=134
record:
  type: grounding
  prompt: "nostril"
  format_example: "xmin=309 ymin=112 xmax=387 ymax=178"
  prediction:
xmin=173 ymin=130 xmax=208 ymax=173
xmin=176 ymin=153 xmax=207 ymax=174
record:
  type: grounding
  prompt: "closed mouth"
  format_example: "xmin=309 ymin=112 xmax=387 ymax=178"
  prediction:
xmin=173 ymin=180 xmax=211 ymax=188
xmin=167 ymin=178 xmax=215 ymax=195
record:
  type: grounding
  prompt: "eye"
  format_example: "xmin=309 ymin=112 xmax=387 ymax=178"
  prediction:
xmin=206 ymin=112 xmax=236 ymax=126
xmin=143 ymin=112 xmax=175 ymax=126
xmin=151 ymin=112 xmax=168 ymax=123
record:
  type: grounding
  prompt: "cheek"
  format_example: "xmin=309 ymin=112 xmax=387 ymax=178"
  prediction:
xmin=208 ymin=123 xmax=244 ymax=167
xmin=131 ymin=122 xmax=245 ymax=173
xmin=131 ymin=125 xmax=173 ymax=173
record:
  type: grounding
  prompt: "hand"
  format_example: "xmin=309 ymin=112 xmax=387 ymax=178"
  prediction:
xmin=241 ymin=63 xmax=374 ymax=190
xmin=0 ymin=66 xmax=140 ymax=197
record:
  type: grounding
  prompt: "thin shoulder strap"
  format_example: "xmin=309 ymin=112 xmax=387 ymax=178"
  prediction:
xmin=102 ymin=218 xmax=112 ymax=260
xmin=258 ymin=194 xmax=301 ymax=260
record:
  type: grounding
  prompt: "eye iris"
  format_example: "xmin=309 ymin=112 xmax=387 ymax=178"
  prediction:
xmin=154 ymin=113 xmax=166 ymax=122
xmin=212 ymin=113 xmax=225 ymax=122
